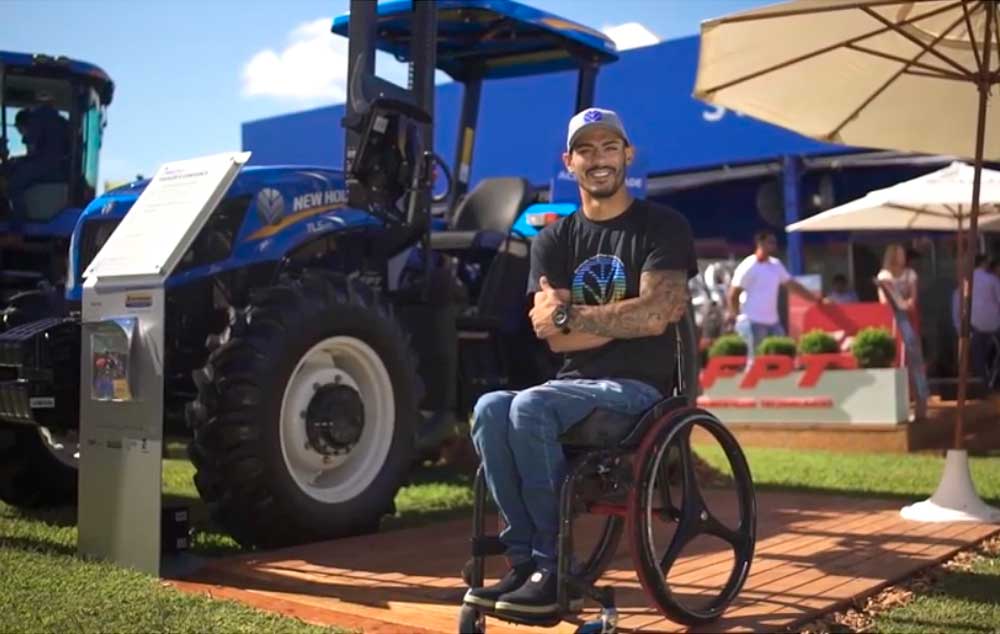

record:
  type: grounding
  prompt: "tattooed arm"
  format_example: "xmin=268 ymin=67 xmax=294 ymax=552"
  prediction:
xmin=529 ymin=278 xmax=614 ymax=350
xmin=546 ymin=331 xmax=612 ymax=353
xmin=567 ymin=269 xmax=690 ymax=339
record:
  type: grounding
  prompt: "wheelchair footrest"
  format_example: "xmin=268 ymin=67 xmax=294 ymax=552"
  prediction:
xmin=470 ymin=536 xmax=506 ymax=557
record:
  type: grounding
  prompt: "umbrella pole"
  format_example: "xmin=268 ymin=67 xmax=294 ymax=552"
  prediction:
xmin=955 ymin=11 xmax=993 ymax=451
xmin=900 ymin=4 xmax=1000 ymax=525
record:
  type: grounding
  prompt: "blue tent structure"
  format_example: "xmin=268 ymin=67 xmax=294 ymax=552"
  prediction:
xmin=242 ymin=35 xmax=953 ymax=273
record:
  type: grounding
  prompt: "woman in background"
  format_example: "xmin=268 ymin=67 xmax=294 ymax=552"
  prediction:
xmin=877 ymin=243 xmax=918 ymax=311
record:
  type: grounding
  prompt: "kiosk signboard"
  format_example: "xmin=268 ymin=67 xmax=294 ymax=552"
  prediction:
xmin=78 ymin=151 xmax=249 ymax=575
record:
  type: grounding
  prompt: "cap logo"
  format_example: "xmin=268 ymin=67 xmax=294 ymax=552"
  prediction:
xmin=583 ymin=109 xmax=603 ymax=122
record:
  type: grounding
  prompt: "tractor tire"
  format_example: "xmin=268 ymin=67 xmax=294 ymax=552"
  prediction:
xmin=187 ymin=270 xmax=420 ymax=549
xmin=0 ymin=424 xmax=78 ymax=508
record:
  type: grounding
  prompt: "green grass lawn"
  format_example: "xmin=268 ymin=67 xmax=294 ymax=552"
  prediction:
xmin=0 ymin=456 xmax=350 ymax=634
xmin=698 ymin=445 xmax=1000 ymax=504
xmin=871 ymin=549 xmax=1000 ymax=634
xmin=3 ymin=444 xmax=999 ymax=633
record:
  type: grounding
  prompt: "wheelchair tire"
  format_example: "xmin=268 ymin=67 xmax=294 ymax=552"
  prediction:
xmin=626 ymin=408 xmax=755 ymax=625
xmin=458 ymin=605 xmax=485 ymax=633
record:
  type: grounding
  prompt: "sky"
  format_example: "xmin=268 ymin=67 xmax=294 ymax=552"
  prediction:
xmin=3 ymin=0 xmax=766 ymax=188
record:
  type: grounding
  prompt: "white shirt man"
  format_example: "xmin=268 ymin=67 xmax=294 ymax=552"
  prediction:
xmin=732 ymin=254 xmax=791 ymax=326
xmin=727 ymin=231 xmax=822 ymax=359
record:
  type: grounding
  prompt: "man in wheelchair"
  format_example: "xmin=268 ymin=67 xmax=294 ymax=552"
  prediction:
xmin=464 ymin=108 xmax=697 ymax=620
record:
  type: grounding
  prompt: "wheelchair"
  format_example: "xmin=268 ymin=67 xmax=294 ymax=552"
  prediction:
xmin=457 ymin=320 xmax=757 ymax=633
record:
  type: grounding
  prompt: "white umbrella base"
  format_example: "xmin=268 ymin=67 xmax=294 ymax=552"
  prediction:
xmin=900 ymin=450 xmax=1000 ymax=523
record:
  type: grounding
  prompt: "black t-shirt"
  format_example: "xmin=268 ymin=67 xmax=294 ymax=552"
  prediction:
xmin=527 ymin=198 xmax=697 ymax=392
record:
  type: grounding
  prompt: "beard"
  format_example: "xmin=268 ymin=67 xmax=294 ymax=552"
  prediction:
xmin=579 ymin=164 xmax=626 ymax=199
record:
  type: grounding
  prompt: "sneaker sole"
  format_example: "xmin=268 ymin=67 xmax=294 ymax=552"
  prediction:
xmin=493 ymin=597 xmax=584 ymax=615
xmin=462 ymin=591 xmax=497 ymax=610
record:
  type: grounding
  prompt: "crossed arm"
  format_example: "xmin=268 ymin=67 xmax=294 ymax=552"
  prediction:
xmin=530 ymin=270 xmax=690 ymax=353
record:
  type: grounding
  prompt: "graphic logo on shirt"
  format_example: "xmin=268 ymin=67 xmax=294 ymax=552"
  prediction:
xmin=572 ymin=254 xmax=627 ymax=305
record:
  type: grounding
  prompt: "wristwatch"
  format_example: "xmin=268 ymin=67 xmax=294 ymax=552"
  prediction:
xmin=552 ymin=303 xmax=572 ymax=334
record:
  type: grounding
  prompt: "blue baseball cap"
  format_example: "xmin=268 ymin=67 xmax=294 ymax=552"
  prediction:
xmin=566 ymin=107 xmax=630 ymax=151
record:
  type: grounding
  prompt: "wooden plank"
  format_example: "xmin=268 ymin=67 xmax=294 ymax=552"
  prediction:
xmin=173 ymin=492 xmax=1000 ymax=634
xmin=666 ymin=500 xmax=897 ymax=587
xmin=168 ymin=578 xmax=444 ymax=634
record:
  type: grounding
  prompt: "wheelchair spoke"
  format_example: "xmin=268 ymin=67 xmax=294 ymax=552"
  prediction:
xmin=658 ymin=511 xmax=698 ymax=574
xmin=676 ymin=425 xmax=705 ymax=510
xmin=657 ymin=425 xmax=705 ymax=575
xmin=655 ymin=445 xmax=682 ymax=523
xmin=703 ymin=513 xmax=747 ymax=550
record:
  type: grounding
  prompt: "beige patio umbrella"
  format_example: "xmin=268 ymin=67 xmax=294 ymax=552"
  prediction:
xmin=695 ymin=0 xmax=1000 ymax=522
xmin=787 ymin=161 xmax=1000 ymax=232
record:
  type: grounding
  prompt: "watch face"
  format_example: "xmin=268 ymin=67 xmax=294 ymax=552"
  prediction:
xmin=553 ymin=307 xmax=568 ymax=327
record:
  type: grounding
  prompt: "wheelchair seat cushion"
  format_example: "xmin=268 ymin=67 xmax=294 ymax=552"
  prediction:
xmin=559 ymin=395 xmax=688 ymax=449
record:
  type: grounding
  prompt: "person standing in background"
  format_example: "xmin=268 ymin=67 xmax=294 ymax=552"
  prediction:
xmin=726 ymin=230 xmax=823 ymax=360
xmin=877 ymin=243 xmax=918 ymax=310
xmin=877 ymin=242 xmax=921 ymax=339
xmin=951 ymin=254 xmax=1000 ymax=387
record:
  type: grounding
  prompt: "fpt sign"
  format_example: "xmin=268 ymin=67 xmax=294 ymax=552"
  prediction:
xmin=697 ymin=354 xmax=909 ymax=425
xmin=701 ymin=354 xmax=858 ymax=391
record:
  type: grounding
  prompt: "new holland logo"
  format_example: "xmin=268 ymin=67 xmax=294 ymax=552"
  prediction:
xmin=256 ymin=188 xmax=285 ymax=225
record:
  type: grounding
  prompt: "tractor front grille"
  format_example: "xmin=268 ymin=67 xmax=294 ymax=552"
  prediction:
xmin=78 ymin=217 xmax=122 ymax=277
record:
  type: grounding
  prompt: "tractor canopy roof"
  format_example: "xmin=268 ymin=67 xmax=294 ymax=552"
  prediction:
xmin=0 ymin=51 xmax=114 ymax=104
xmin=331 ymin=0 xmax=618 ymax=81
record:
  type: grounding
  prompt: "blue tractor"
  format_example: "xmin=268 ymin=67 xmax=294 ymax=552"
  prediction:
xmin=0 ymin=51 xmax=114 ymax=309
xmin=0 ymin=0 xmax=696 ymax=549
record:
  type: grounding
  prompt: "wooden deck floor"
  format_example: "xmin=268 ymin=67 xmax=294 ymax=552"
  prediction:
xmin=171 ymin=491 xmax=999 ymax=633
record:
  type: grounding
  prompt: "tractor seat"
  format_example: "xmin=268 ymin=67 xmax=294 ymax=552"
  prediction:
xmin=428 ymin=230 xmax=505 ymax=252
xmin=23 ymin=183 xmax=70 ymax=222
xmin=559 ymin=396 xmax=688 ymax=450
xmin=429 ymin=177 xmax=532 ymax=253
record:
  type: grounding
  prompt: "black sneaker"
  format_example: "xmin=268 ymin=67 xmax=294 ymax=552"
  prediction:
xmin=463 ymin=561 xmax=536 ymax=610
xmin=494 ymin=569 xmax=583 ymax=616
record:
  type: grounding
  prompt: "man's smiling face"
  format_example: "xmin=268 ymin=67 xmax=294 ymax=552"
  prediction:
xmin=564 ymin=127 xmax=633 ymax=199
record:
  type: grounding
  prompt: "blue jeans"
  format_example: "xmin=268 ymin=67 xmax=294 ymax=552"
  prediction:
xmin=971 ymin=330 xmax=998 ymax=388
xmin=735 ymin=319 xmax=785 ymax=362
xmin=471 ymin=378 xmax=662 ymax=572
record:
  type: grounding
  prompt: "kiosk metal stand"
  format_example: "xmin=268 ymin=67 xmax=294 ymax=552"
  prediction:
xmin=77 ymin=151 xmax=249 ymax=575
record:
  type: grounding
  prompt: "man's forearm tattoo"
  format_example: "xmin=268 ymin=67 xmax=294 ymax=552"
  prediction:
xmin=571 ymin=270 xmax=689 ymax=338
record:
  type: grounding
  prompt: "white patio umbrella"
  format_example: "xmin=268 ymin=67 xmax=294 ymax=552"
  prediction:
xmin=694 ymin=0 xmax=1000 ymax=523
xmin=786 ymin=161 xmax=1000 ymax=232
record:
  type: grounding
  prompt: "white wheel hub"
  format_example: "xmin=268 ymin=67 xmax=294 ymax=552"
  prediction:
xmin=279 ymin=336 xmax=395 ymax=504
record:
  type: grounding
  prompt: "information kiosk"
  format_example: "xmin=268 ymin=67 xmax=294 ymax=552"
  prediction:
xmin=77 ymin=151 xmax=249 ymax=575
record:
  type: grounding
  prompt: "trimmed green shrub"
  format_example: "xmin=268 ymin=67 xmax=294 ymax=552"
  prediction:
xmin=757 ymin=336 xmax=797 ymax=357
xmin=851 ymin=327 xmax=897 ymax=368
xmin=708 ymin=334 xmax=747 ymax=358
xmin=798 ymin=330 xmax=840 ymax=355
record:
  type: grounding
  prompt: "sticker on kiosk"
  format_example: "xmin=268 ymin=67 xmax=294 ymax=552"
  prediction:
xmin=90 ymin=317 xmax=138 ymax=402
